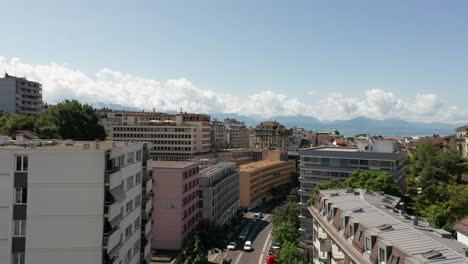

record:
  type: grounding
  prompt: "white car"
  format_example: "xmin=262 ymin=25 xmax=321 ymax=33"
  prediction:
xmin=243 ymin=241 xmax=252 ymax=251
xmin=227 ymin=241 xmax=237 ymax=250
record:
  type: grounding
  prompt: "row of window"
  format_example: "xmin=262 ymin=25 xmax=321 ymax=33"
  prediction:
xmin=114 ymin=127 xmax=190 ymax=133
xmin=125 ymin=172 xmax=142 ymax=191
xmin=121 ymin=239 xmax=141 ymax=264
xmin=183 ymin=189 xmax=198 ymax=207
xmin=125 ymin=195 xmax=142 ymax=215
xmin=183 ymin=178 xmax=199 ymax=193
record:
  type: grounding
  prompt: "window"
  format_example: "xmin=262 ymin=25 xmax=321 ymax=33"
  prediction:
xmin=365 ymin=237 xmax=372 ymax=253
xmin=126 ymin=248 xmax=132 ymax=263
xmin=12 ymin=252 xmax=25 ymax=264
xmin=134 ymin=216 xmax=141 ymax=229
xmin=340 ymin=217 xmax=345 ymax=230
xmin=15 ymin=156 xmax=28 ymax=172
xmin=133 ymin=240 xmax=140 ymax=255
xmin=14 ymin=188 xmax=27 ymax=204
xmin=125 ymin=225 xmax=133 ymax=239
xmin=355 ymin=229 xmax=362 ymax=241
xmin=126 ymin=200 xmax=133 ymax=214
xmin=126 ymin=176 xmax=134 ymax=190
xmin=13 ymin=220 xmax=26 ymax=237
xmin=135 ymin=194 xmax=141 ymax=206
xmin=379 ymin=247 xmax=387 ymax=264
xmin=135 ymin=172 xmax=142 ymax=184
xmin=349 ymin=224 xmax=354 ymax=238
xmin=390 ymin=256 xmax=400 ymax=264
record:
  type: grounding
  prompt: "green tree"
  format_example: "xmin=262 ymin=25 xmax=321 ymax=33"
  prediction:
xmin=193 ymin=219 xmax=227 ymax=254
xmin=271 ymin=201 xmax=300 ymax=229
xmin=272 ymin=220 xmax=300 ymax=246
xmin=307 ymin=179 xmax=343 ymax=205
xmin=35 ymin=100 xmax=105 ymax=140
xmin=344 ymin=170 xmax=402 ymax=197
xmin=277 ymin=241 xmax=303 ymax=264
xmin=0 ymin=114 xmax=36 ymax=134
xmin=182 ymin=235 xmax=207 ymax=264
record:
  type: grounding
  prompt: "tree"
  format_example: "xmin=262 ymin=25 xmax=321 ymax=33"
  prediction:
xmin=271 ymin=202 xmax=300 ymax=229
xmin=193 ymin=219 xmax=227 ymax=254
xmin=344 ymin=170 xmax=402 ymax=197
xmin=307 ymin=179 xmax=343 ymax=205
xmin=35 ymin=100 xmax=106 ymax=140
xmin=182 ymin=235 xmax=207 ymax=264
xmin=272 ymin=220 xmax=300 ymax=246
xmin=277 ymin=241 xmax=303 ymax=264
xmin=0 ymin=114 xmax=36 ymax=134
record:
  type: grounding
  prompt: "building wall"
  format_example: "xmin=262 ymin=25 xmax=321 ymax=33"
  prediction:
xmin=239 ymin=160 xmax=295 ymax=208
xmin=0 ymin=78 xmax=16 ymax=114
xmin=457 ymin=231 xmax=468 ymax=247
xmin=152 ymin=163 xmax=200 ymax=250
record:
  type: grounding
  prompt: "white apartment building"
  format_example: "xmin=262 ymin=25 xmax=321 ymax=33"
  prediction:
xmin=99 ymin=110 xmax=211 ymax=161
xmin=199 ymin=162 xmax=240 ymax=225
xmin=0 ymin=138 xmax=153 ymax=264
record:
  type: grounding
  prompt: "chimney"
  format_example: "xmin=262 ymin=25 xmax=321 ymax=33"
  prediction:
xmin=16 ymin=134 xmax=24 ymax=144
xmin=411 ymin=215 xmax=418 ymax=226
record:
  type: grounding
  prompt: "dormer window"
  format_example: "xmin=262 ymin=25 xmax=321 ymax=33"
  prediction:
xmin=379 ymin=246 xmax=387 ymax=264
xmin=349 ymin=222 xmax=355 ymax=238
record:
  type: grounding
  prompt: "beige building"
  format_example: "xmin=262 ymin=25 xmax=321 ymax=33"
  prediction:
xmin=252 ymin=121 xmax=290 ymax=149
xmin=239 ymin=151 xmax=295 ymax=208
xmin=99 ymin=110 xmax=211 ymax=161
xmin=456 ymin=125 xmax=468 ymax=158
xmin=211 ymin=118 xmax=250 ymax=149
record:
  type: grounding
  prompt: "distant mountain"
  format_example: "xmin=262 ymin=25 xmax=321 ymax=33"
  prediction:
xmin=89 ymin=103 xmax=463 ymax=136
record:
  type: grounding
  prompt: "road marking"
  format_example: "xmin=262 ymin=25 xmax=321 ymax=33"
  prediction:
xmin=258 ymin=231 xmax=272 ymax=264
xmin=234 ymin=251 xmax=244 ymax=264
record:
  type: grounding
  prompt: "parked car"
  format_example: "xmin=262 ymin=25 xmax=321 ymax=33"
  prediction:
xmin=227 ymin=241 xmax=237 ymax=250
xmin=254 ymin=212 xmax=263 ymax=219
xmin=243 ymin=241 xmax=252 ymax=251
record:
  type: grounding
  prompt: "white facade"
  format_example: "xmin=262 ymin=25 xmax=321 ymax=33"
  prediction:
xmin=0 ymin=140 xmax=152 ymax=264
xmin=0 ymin=73 xmax=42 ymax=115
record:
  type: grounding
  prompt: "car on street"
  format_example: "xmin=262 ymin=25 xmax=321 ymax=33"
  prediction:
xmin=227 ymin=241 xmax=237 ymax=250
xmin=243 ymin=240 xmax=252 ymax=251
xmin=254 ymin=212 xmax=263 ymax=219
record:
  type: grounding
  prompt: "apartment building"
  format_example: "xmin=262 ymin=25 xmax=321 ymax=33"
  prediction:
xmin=239 ymin=151 xmax=295 ymax=208
xmin=152 ymin=161 xmax=201 ymax=250
xmin=0 ymin=138 xmax=152 ymax=264
xmin=0 ymin=73 xmax=42 ymax=115
xmin=210 ymin=118 xmax=250 ymax=149
xmin=308 ymin=189 xmax=468 ymax=264
xmin=252 ymin=121 xmax=290 ymax=149
xmin=298 ymin=140 xmax=407 ymax=245
xmin=99 ymin=110 xmax=211 ymax=161
xmin=456 ymin=125 xmax=468 ymax=158
xmin=199 ymin=162 xmax=240 ymax=225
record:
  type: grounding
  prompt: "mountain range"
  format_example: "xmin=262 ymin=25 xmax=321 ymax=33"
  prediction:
xmin=91 ymin=102 xmax=464 ymax=137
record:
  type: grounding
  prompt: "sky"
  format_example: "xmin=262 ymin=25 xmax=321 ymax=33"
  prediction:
xmin=0 ymin=0 xmax=467 ymax=122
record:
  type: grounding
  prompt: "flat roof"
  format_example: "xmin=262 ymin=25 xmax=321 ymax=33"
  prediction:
xmin=315 ymin=147 xmax=359 ymax=152
xmin=0 ymin=140 xmax=141 ymax=150
xmin=316 ymin=189 xmax=467 ymax=263
xmin=299 ymin=146 xmax=406 ymax=160
xmin=239 ymin=159 xmax=288 ymax=172
xmin=153 ymin=161 xmax=198 ymax=169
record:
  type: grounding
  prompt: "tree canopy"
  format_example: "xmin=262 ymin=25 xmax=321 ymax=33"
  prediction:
xmin=0 ymin=114 xmax=36 ymax=134
xmin=272 ymin=220 xmax=300 ymax=246
xmin=35 ymin=100 xmax=106 ymax=140
xmin=271 ymin=201 xmax=300 ymax=229
xmin=344 ymin=170 xmax=402 ymax=197
xmin=307 ymin=179 xmax=343 ymax=205
xmin=182 ymin=235 xmax=207 ymax=264
xmin=277 ymin=241 xmax=303 ymax=264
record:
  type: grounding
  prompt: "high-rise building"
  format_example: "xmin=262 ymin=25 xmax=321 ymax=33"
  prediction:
xmin=0 ymin=139 xmax=153 ymax=264
xmin=151 ymin=161 xmax=201 ymax=250
xmin=0 ymin=73 xmax=42 ymax=115
xmin=99 ymin=110 xmax=211 ymax=161
xmin=199 ymin=162 xmax=240 ymax=225
xmin=210 ymin=120 xmax=229 ymax=149
xmin=298 ymin=140 xmax=406 ymax=247
xmin=308 ymin=189 xmax=468 ymax=264
xmin=252 ymin=121 xmax=290 ymax=149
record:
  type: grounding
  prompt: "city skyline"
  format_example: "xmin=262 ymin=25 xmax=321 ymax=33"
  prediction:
xmin=1 ymin=1 xmax=468 ymax=123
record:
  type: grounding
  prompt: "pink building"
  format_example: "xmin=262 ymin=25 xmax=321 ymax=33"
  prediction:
xmin=152 ymin=161 xmax=201 ymax=250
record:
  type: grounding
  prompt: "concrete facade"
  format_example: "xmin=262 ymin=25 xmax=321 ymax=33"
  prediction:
xmin=151 ymin=161 xmax=201 ymax=250
xmin=199 ymin=162 xmax=240 ymax=225
xmin=0 ymin=140 xmax=152 ymax=264
xmin=252 ymin=121 xmax=290 ymax=149
xmin=0 ymin=73 xmax=42 ymax=115
xmin=298 ymin=140 xmax=407 ymax=245
xmin=99 ymin=110 xmax=211 ymax=161
xmin=239 ymin=152 xmax=295 ymax=208
xmin=456 ymin=125 xmax=468 ymax=158
xmin=210 ymin=118 xmax=250 ymax=149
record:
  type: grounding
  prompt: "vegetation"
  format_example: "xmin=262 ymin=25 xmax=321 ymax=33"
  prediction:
xmin=277 ymin=241 xmax=303 ymax=264
xmin=307 ymin=179 xmax=343 ymax=205
xmin=272 ymin=220 xmax=300 ymax=246
xmin=271 ymin=201 xmax=300 ymax=229
xmin=406 ymin=142 xmax=468 ymax=231
xmin=182 ymin=235 xmax=207 ymax=264
xmin=344 ymin=170 xmax=402 ymax=197
xmin=182 ymin=220 xmax=227 ymax=264
xmin=35 ymin=100 xmax=105 ymax=140
xmin=0 ymin=114 xmax=37 ymax=134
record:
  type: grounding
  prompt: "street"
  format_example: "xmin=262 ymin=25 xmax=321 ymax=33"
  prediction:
xmin=209 ymin=213 xmax=274 ymax=264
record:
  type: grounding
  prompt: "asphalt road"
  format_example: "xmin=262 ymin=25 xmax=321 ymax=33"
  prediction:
xmin=209 ymin=214 xmax=273 ymax=264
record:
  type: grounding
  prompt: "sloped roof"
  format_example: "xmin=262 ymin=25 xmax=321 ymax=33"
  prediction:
xmin=454 ymin=216 xmax=468 ymax=234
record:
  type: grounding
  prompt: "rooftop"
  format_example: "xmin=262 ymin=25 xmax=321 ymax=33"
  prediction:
xmin=153 ymin=161 xmax=198 ymax=169
xmin=199 ymin=162 xmax=236 ymax=177
xmin=0 ymin=139 xmax=140 ymax=151
xmin=239 ymin=159 xmax=288 ymax=172
xmin=454 ymin=216 xmax=468 ymax=234
xmin=315 ymin=189 xmax=467 ymax=263
xmin=315 ymin=147 xmax=359 ymax=152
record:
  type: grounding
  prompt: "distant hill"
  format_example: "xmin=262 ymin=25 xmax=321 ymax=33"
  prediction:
xmin=90 ymin=103 xmax=463 ymax=136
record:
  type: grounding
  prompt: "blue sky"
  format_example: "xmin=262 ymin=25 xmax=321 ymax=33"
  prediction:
xmin=0 ymin=0 xmax=467 ymax=122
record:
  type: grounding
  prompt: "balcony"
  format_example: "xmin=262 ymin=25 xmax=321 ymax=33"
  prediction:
xmin=332 ymin=242 xmax=345 ymax=260
xmin=144 ymin=242 xmax=152 ymax=263
xmin=107 ymin=170 xmax=123 ymax=189
xmin=145 ymin=179 xmax=152 ymax=195
xmin=145 ymin=199 xmax=152 ymax=215
xmin=315 ymin=236 xmax=331 ymax=253
xmin=106 ymin=201 xmax=122 ymax=228
xmin=104 ymin=227 xmax=121 ymax=256
xmin=144 ymin=220 xmax=152 ymax=239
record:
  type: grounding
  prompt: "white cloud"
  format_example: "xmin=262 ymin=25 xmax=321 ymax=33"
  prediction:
xmin=0 ymin=56 xmax=465 ymax=123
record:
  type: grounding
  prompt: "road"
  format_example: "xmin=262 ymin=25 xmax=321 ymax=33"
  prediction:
xmin=209 ymin=213 xmax=273 ymax=264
